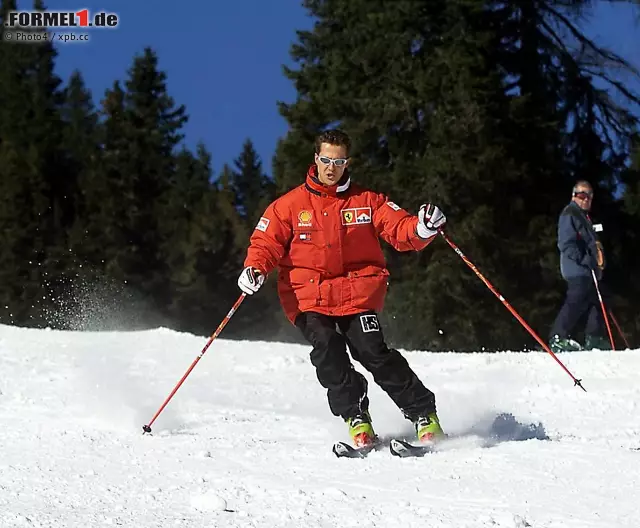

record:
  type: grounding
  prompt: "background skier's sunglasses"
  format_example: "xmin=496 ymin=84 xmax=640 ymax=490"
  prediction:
xmin=573 ymin=191 xmax=593 ymax=200
xmin=317 ymin=155 xmax=348 ymax=166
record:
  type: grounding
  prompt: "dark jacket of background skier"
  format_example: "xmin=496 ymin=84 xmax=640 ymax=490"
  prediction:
xmin=557 ymin=201 xmax=604 ymax=281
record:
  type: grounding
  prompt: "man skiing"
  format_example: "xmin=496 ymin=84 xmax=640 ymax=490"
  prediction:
xmin=549 ymin=180 xmax=608 ymax=352
xmin=237 ymin=129 xmax=447 ymax=448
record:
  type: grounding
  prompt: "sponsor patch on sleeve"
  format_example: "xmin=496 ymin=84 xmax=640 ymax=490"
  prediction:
xmin=386 ymin=201 xmax=402 ymax=212
xmin=255 ymin=216 xmax=270 ymax=232
xmin=341 ymin=207 xmax=372 ymax=225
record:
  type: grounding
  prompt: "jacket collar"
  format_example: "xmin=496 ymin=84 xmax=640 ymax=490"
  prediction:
xmin=568 ymin=201 xmax=581 ymax=213
xmin=569 ymin=200 xmax=591 ymax=220
xmin=304 ymin=164 xmax=351 ymax=197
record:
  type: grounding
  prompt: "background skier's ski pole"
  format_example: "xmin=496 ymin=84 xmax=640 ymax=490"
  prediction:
xmin=608 ymin=309 xmax=630 ymax=349
xmin=591 ymin=270 xmax=615 ymax=351
xmin=142 ymin=293 xmax=247 ymax=434
xmin=438 ymin=230 xmax=586 ymax=392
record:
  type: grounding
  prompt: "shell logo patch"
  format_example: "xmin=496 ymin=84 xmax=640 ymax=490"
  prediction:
xmin=341 ymin=207 xmax=372 ymax=225
xmin=298 ymin=210 xmax=313 ymax=227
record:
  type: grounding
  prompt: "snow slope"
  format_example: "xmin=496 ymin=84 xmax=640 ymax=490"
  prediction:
xmin=1 ymin=323 xmax=639 ymax=527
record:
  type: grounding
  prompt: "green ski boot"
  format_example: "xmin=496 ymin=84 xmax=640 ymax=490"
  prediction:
xmin=414 ymin=412 xmax=445 ymax=444
xmin=346 ymin=412 xmax=377 ymax=448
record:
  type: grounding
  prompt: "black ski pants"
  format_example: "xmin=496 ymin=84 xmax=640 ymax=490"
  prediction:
xmin=550 ymin=276 xmax=605 ymax=340
xmin=295 ymin=310 xmax=436 ymax=421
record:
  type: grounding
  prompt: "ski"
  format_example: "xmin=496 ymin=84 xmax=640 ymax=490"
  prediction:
xmin=332 ymin=432 xmax=390 ymax=458
xmin=389 ymin=438 xmax=433 ymax=458
xmin=332 ymin=441 xmax=379 ymax=459
xmin=333 ymin=438 xmax=434 ymax=458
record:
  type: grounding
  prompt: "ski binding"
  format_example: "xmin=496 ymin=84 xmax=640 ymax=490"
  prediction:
xmin=389 ymin=438 xmax=433 ymax=458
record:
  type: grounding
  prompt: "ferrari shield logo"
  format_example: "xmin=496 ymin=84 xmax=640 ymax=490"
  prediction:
xmin=341 ymin=207 xmax=371 ymax=226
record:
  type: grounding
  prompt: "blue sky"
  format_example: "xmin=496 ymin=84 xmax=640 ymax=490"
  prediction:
xmin=31 ymin=0 xmax=640 ymax=176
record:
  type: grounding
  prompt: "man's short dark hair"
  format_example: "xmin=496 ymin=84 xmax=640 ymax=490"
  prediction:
xmin=315 ymin=129 xmax=351 ymax=155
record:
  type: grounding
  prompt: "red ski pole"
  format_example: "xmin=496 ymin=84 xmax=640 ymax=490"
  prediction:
xmin=591 ymin=270 xmax=615 ymax=351
xmin=608 ymin=309 xmax=630 ymax=349
xmin=142 ymin=293 xmax=247 ymax=434
xmin=439 ymin=230 xmax=586 ymax=392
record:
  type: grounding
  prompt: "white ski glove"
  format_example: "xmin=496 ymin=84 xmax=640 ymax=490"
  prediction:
xmin=417 ymin=203 xmax=446 ymax=239
xmin=237 ymin=267 xmax=265 ymax=295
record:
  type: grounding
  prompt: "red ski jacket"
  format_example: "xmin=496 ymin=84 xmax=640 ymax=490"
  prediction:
xmin=244 ymin=165 xmax=435 ymax=323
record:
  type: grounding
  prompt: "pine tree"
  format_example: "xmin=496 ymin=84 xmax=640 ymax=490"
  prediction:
xmin=121 ymin=47 xmax=187 ymax=309
xmin=231 ymin=139 xmax=276 ymax=230
xmin=75 ymin=81 xmax=128 ymax=279
xmin=61 ymin=71 xmax=98 ymax=229
xmin=160 ymin=144 xmax=243 ymax=333
xmin=611 ymin=136 xmax=640 ymax=345
xmin=207 ymin=164 xmax=254 ymax=334
xmin=76 ymin=48 xmax=188 ymax=326
xmin=0 ymin=0 xmax=69 ymax=326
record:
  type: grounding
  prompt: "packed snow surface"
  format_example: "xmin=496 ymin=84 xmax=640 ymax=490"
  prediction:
xmin=1 ymin=323 xmax=639 ymax=527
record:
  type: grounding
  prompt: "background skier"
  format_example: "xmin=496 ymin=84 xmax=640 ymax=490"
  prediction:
xmin=549 ymin=180 xmax=608 ymax=352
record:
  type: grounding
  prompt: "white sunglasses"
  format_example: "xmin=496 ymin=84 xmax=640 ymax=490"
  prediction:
xmin=317 ymin=155 xmax=348 ymax=167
